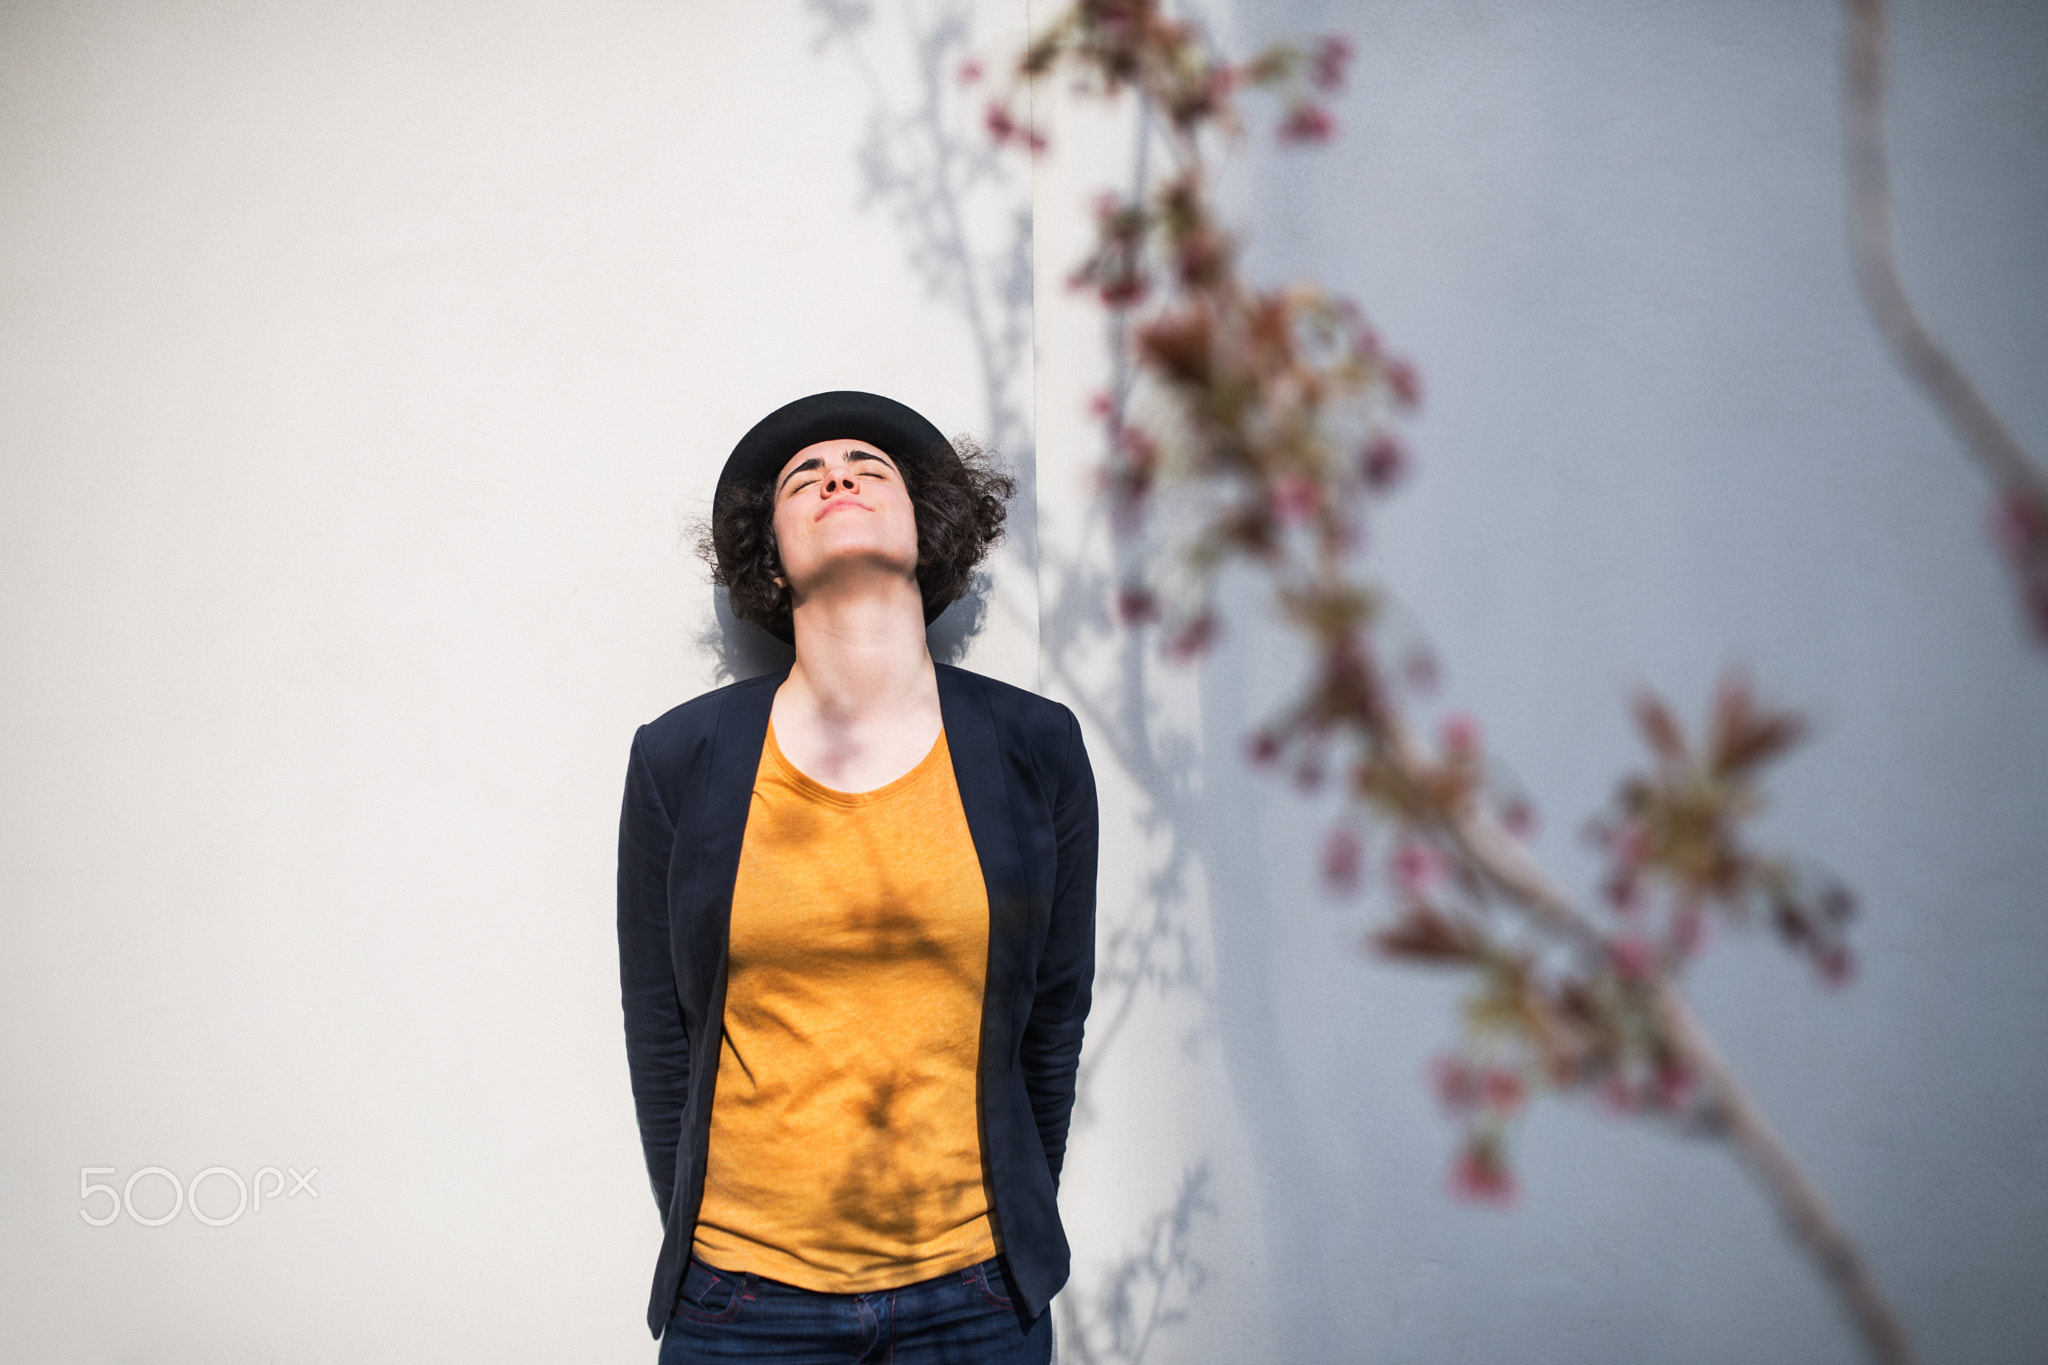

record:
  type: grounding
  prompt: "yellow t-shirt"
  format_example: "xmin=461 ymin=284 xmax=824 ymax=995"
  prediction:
xmin=690 ymin=723 xmax=998 ymax=1291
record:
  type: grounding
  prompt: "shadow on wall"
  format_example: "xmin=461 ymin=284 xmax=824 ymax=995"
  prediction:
xmin=1056 ymin=1164 xmax=1214 ymax=1365
xmin=800 ymin=3 xmax=1222 ymax=1363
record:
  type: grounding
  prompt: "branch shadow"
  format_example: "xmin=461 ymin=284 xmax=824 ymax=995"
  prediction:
xmin=1055 ymin=1164 xmax=1214 ymax=1365
xmin=804 ymin=3 xmax=1221 ymax=1359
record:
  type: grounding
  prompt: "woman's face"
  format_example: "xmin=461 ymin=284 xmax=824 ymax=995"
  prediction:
xmin=770 ymin=438 xmax=920 ymax=600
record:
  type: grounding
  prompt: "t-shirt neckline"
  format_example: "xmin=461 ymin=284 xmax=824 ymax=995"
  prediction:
xmin=761 ymin=722 xmax=949 ymax=806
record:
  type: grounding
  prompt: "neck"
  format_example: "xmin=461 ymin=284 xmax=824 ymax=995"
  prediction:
xmin=782 ymin=577 xmax=936 ymax=728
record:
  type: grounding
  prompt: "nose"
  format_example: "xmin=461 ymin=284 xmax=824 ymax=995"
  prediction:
xmin=820 ymin=459 xmax=861 ymax=496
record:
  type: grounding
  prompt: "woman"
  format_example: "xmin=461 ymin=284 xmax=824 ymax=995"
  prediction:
xmin=617 ymin=391 xmax=1097 ymax=1363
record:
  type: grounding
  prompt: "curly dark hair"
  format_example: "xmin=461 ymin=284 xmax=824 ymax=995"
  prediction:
xmin=702 ymin=436 xmax=1016 ymax=641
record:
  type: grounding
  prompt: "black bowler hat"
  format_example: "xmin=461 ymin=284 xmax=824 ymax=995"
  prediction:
xmin=717 ymin=390 xmax=959 ymax=641
xmin=717 ymin=390 xmax=955 ymax=499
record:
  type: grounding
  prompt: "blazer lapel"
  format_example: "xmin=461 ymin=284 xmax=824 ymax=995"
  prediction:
xmin=938 ymin=663 xmax=1032 ymax=1034
xmin=678 ymin=666 xmax=784 ymax=1003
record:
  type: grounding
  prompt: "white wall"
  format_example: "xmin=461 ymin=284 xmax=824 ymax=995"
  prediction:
xmin=0 ymin=2 xmax=1033 ymax=1360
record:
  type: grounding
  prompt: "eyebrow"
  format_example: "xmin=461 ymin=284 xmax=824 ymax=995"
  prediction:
xmin=777 ymin=447 xmax=893 ymax=494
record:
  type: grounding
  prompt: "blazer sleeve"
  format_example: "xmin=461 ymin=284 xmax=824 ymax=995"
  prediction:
xmin=1019 ymin=706 xmax=1098 ymax=1186
xmin=617 ymin=725 xmax=689 ymax=1223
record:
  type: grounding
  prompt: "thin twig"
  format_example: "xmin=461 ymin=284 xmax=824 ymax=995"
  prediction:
xmin=1398 ymin=711 xmax=1917 ymax=1362
xmin=1423 ymin=721 xmax=1916 ymax=1359
xmin=1843 ymin=0 xmax=2048 ymax=638
xmin=1406 ymin=681 xmax=1914 ymax=1361
xmin=1656 ymin=988 xmax=1919 ymax=1365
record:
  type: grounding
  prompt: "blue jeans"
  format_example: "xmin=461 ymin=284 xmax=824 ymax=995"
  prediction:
xmin=657 ymin=1255 xmax=1052 ymax=1364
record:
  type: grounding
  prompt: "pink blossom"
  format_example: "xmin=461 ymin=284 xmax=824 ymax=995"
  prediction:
xmin=1650 ymin=1061 xmax=1696 ymax=1111
xmin=1609 ymin=935 xmax=1658 ymax=983
xmin=1391 ymin=839 xmax=1447 ymax=895
xmin=1115 ymin=425 xmax=1158 ymax=467
xmin=1322 ymin=826 xmax=1362 ymax=891
xmin=1278 ymin=103 xmax=1335 ymax=145
xmin=1311 ymin=35 xmax=1354 ymax=92
xmin=1431 ymin=1055 xmax=1481 ymax=1111
xmin=1361 ymin=434 xmax=1406 ymax=491
xmin=1449 ymin=1142 xmax=1518 ymax=1206
xmin=1606 ymin=821 xmax=1649 ymax=868
xmin=1166 ymin=614 xmax=1217 ymax=662
xmin=1988 ymin=489 xmax=2048 ymax=561
xmin=1088 ymin=391 xmax=1114 ymax=419
xmin=1115 ymin=586 xmax=1159 ymax=625
xmin=1096 ymin=274 xmax=1147 ymax=307
xmin=1816 ymin=946 xmax=1856 ymax=989
xmin=1175 ymin=231 xmax=1225 ymax=285
xmin=958 ymin=58 xmax=984 ymax=85
xmin=1385 ymin=357 xmax=1422 ymax=409
xmin=1271 ymin=473 xmax=1321 ymax=524
xmin=1481 ymin=1067 xmax=1527 ymax=1116
xmin=1440 ymin=712 xmax=1480 ymax=757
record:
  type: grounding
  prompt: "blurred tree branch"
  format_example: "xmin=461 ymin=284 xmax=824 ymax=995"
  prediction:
xmin=1844 ymin=0 xmax=2048 ymax=642
xmin=991 ymin=2 xmax=1920 ymax=1360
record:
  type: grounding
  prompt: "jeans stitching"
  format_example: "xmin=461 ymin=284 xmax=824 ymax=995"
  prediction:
xmin=857 ymin=1295 xmax=878 ymax=1359
xmin=969 ymin=1259 xmax=1013 ymax=1311
xmin=671 ymin=1267 xmax=748 ymax=1326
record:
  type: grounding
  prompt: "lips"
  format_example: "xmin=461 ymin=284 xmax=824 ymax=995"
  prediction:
xmin=814 ymin=496 xmax=870 ymax=520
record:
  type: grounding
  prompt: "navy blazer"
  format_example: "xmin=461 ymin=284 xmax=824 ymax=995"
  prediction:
xmin=617 ymin=662 xmax=1097 ymax=1338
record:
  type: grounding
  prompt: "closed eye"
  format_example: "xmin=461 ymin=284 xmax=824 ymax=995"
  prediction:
xmin=845 ymin=451 xmax=893 ymax=476
xmin=778 ymin=457 xmax=826 ymax=497
xmin=778 ymin=448 xmax=896 ymax=498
